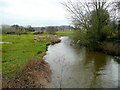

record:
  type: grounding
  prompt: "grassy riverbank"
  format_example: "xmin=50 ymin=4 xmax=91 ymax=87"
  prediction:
xmin=2 ymin=35 xmax=51 ymax=76
xmin=2 ymin=34 xmax=60 ymax=88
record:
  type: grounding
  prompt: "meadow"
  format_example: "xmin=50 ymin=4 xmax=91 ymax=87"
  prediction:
xmin=2 ymin=35 xmax=51 ymax=76
xmin=2 ymin=30 xmax=74 ymax=77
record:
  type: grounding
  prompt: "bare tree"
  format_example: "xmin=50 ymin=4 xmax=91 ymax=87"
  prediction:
xmin=61 ymin=0 xmax=115 ymax=31
xmin=115 ymin=1 xmax=120 ymax=38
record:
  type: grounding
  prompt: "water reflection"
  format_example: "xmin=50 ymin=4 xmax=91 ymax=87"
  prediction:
xmin=44 ymin=37 xmax=119 ymax=88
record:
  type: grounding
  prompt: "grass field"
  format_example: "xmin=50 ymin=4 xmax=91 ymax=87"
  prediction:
xmin=55 ymin=30 xmax=74 ymax=36
xmin=2 ymin=30 xmax=74 ymax=77
xmin=0 ymin=35 xmax=1 ymax=90
xmin=2 ymin=35 xmax=51 ymax=76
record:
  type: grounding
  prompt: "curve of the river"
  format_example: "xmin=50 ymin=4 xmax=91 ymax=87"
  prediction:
xmin=44 ymin=36 xmax=119 ymax=88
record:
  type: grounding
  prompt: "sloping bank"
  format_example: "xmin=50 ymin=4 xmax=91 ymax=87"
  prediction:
xmin=100 ymin=42 xmax=120 ymax=59
xmin=2 ymin=35 xmax=61 ymax=88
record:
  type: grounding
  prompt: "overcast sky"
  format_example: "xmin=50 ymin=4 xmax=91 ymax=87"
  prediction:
xmin=0 ymin=0 xmax=69 ymax=27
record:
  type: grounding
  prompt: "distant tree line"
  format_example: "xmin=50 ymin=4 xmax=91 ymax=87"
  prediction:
xmin=2 ymin=25 xmax=35 ymax=35
xmin=34 ymin=25 xmax=74 ymax=32
xmin=2 ymin=24 xmax=73 ymax=35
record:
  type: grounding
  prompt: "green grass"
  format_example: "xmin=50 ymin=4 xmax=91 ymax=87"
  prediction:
xmin=2 ymin=35 xmax=51 ymax=76
xmin=0 ymin=36 xmax=2 ymax=72
xmin=55 ymin=30 xmax=74 ymax=36
xmin=26 ymin=30 xmax=74 ymax=36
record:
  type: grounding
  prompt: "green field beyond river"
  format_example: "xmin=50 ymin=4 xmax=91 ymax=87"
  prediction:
xmin=44 ymin=36 xmax=119 ymax=88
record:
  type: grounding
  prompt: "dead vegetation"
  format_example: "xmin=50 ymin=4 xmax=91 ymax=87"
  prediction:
xmin=101 ymin=42 xmax=120 ymax=56
xmin=46 ymin=35 xmax=61 ymax=44
xmin=34 ymin=35 xmax=61 ymax=44
xmin=2 ymin=54 xmax=52 ymax=88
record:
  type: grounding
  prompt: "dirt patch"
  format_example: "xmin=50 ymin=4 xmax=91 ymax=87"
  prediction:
xmin=34 ymin=35 xmax=61 ymax=44
xmin=47 ymin=35 xmax=61 ymax=44
xmin=2 ymin=54 xmax=52 ymax=88
xmin=100 ymin=42 xmax=120 ymax=57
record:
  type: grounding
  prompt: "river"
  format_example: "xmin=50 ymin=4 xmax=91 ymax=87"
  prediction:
xmin=44 ymin=36 xmax=119 ymax=88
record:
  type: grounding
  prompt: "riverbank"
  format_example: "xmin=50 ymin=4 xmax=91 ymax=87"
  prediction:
xmin=2 ymin=34 xmax=61 ymax=88
xmin=2 ymin=53 xmax=51 ymax=88
xmin=83 ymin=42 xmax=120 ymax=60
xmin=100 ymin=42 xmax=120 ymax=59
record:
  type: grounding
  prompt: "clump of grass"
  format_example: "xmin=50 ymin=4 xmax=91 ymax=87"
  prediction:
xmin=2 ymin=35 xmax=51 ymax=77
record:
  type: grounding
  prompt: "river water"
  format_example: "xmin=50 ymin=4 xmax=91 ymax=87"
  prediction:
xmin=44 ymin=36 xmax=119 ymax=88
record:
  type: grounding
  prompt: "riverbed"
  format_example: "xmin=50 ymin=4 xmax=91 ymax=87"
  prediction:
xmin=44 ymin=36 xmax=119 ymax=88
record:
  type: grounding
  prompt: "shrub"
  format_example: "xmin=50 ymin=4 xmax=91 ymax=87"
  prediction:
xmin=15 ymin=30 xmax=28 ymax=35
xmin=71 ymin=30 xmax=89 ymax=46
xmin=33 ymin=31 xmax=44 ymax=35
xmin=71 ymin=30 xmax=101 ymax=50
xmin=47 ymin=26 xmax=57 ymax=35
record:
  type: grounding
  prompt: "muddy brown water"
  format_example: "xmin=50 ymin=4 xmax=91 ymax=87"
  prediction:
xmin=44 ymin=36 xmax=119 ymax=88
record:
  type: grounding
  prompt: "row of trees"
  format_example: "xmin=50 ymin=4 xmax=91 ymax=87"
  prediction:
xmin=2 ymin=25 xmax=35 ymax=35
xmin=2 ymin=25 xmax=59 ymax=35
xmin=62 ymin=0 xmax=120 ymax=50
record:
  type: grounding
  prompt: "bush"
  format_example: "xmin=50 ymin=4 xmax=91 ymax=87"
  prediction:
xmin=71 ymin=30 xmax=88 ymax=46
xmin=100 ymin=25 xmax=113 ymax=41
xmin=71 ymin=30 xmax=101 ymax=50
xmin=26 ymin=26 xmax=35 ymax=32
xmin=15 ymin=30 xmax=28 ymax=35
xmin=33 ymin=31 xmax=44 ymax=35
xmin=47 ymin=26 xmax=57 ymax=35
